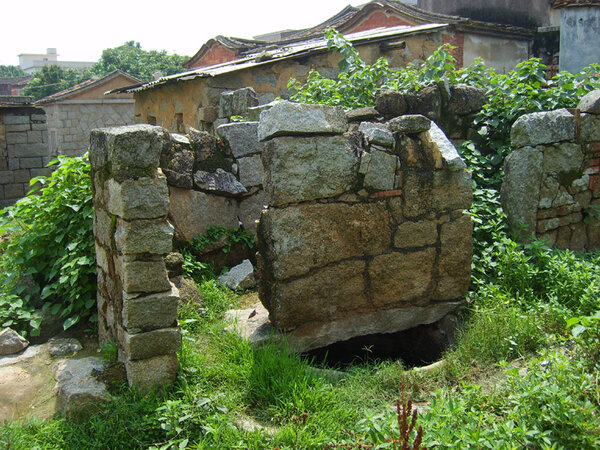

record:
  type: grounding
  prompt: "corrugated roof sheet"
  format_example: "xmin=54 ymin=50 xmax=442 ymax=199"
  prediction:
xmin=112 ymin=23 xmax=449 ymax=94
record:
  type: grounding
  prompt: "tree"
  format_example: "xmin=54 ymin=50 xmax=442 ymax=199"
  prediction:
xmin=21 ymin=65 xmax=88 ymax=100
xmin=90 ymin=41 xmax=188 ymax=81
xmin=0 ymin=65 xmax=26 ymax=78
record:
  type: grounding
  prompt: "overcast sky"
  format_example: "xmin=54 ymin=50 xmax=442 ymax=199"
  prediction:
xmin=1 ymin=0 xmax=362 ymax=67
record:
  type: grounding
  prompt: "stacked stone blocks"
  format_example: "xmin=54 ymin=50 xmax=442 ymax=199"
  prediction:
xmin=90 ymin=124 xmax=181 ymax=389
xmin=0 ymin=109 xmax=51 ymax=208
xmin=502 ymin=89 xmax=600 ymax=250
xmin=256 ymin=101 xmax=473 ymax=351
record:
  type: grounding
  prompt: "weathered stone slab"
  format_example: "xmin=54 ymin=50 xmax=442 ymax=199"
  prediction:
xmin=117 ymin=257 xmax=171 ymax=294
xmin=55 ymin=357 xmax=109 ymax=422
xmin=107 ymin=176 xmax=169 ymax=219
xmin=375 ymin=90 xmax=407 ymax=119
xmin=358 ymin=122 xmax=394 ymax=147
xmin=369 ymin=248 xmax=436 ymax=308
xmin=122 ymin=284 xmax=179 ymax=331
xmin=346 ymin=107 xmax=379 ymax=122
xmin=262 ymin=135 xmax=358 ymax=206
xmin=420 ymin=123 xmax=466 ymax=170
xmin=216 ymin=122 xmax=261 ymax=158
xmin=501 ymin=146 xmax=544 ymax=237
xmin=258 ymin=202 xmax=390 ymax=280
xmin=238 ymin=154 xmax=264 ymax=187
xmin=580 ymin=113 xmax=600 ymax=143
xmin=49 ymin=338 xmax=82 ymax=358
xmin=90 ymin=125 xmax=168 ymax=178
xmin=578 ymin=89 xmax=600 ymax=114
xmin=161 ymin=149 xmax=194 ymax=189
xmin=169 ymin=186 xmax=240 ymax=240
xmin=286 ymin=302 xmax=462 ymax=352
xmin=123 ymin=328 xmax=182 ymax=360
xmin=394 ymin=220 xmax=438 ymax=248
xmin=239 ymin=190 xmax=267 ymax=231
xmin=432 ymin=169 xmax=473 ymax=212
xmin=362 ymin=149 xmax=398 ymax=191
xmin=389 ymin=114 xmax=432 ymax=134
xmin=114 ymin=218 xmax=173 ymax=255
xmin=511 ymin=109 xmax=575 ymax=148
xmin=258 ymin=101 xmax=347 ymax=141
xmin=218 ymin=259 xmax=255 ymax=291
xmin=263 ymin=260 xmax=368 ymax=330
xmin=448 ymin=84 xmax=486 ymax=116
xmin=435 ymin=214 xmax=473 ymax=300
xmin=125 ymin=354 xmax=178 ymax=390
xmin=193 ymin=168 xmax=247 ymax=197
xmin=541 ymin=143 xmax=584 ymax=176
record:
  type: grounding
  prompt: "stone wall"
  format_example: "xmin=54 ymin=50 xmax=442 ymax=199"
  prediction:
xmin=45 ymin=101 xmax=135 ymax=157
xmin=90 ymin=125 xmax=181 ymax=389
xmin=502 ymin=89 xmax=600 ymax=250
xmin=256 ymin=101 xmax=473 ymax=351
xmin=0 ymin=105 xmax=51 ymax=208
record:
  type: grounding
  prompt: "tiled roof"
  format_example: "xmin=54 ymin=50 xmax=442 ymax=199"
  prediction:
xmin=552 ymin=0 xmax=600 ymax=7
xmin=35 ymin=70 xmax=141 ymax=105
xmin=111 ymin=24 xmax=450 ymax=94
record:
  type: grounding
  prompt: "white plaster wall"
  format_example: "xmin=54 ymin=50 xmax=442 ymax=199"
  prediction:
xmin=559 ymin=7 xmax=600 ymax=74
xmin=463 ymin=34 xmax=530 ymax=74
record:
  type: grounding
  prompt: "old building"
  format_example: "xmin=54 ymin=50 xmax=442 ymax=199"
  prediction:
xmin=0 ymin=76 xmax=32 ymax=97
xmin=552 ymin=0 xmax=600 ymax=73
xmin=113 ymin=1 xmax=534 ymax=132
xmin=36 ymin=71 xmax=140 ymax=157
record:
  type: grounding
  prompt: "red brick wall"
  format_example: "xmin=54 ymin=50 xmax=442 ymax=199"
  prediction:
xmin=442 ymin=31 xmax=465 ymax=68
xmin=347 ymin=10 xmax=413 ymax=33
xmin=189 ymin=43 xmax=238 ymax=69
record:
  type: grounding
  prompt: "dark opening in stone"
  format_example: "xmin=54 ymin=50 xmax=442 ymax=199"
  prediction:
xmin=303 ymin=318 xmax=456 ymax=369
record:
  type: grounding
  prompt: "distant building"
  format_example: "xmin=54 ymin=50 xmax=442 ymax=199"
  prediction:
xmin=0 ymin=76 xmax=31 ymax=96
xmin=18 ymin=48 xmax=95 ymax=74
xmin=36 ymin=70 xmax=140 ymax=157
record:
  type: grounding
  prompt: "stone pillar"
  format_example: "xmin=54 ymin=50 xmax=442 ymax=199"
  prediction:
xmin=256 ymin=102 xmax=473 ymax=351
xmin=90 ymin=124 xmax=181 ymax=389
xmin=503 ymin=90 xmax=600 ymax=251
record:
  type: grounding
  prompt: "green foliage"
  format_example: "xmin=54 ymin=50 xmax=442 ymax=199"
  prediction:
xmin=289 ymin=29 xmax=459 ymax=109
xmin=0 ymin=65 xmax=26 ymax=78
xmin=90 ymin=41 xmax=188 ymax=82
xmin=21 ymin=65 xmax=88 ymax=100
xmin=0 ymin=155 xmax=95 ymax=335
xmin=197 ymin=279 xmax=238 ymax=322
xmin=185 ymin=225 xmax=255 ymax=255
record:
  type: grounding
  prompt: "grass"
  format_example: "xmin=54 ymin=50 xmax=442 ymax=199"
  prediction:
xmin=1 ymin=245 xmax=600 ymax=449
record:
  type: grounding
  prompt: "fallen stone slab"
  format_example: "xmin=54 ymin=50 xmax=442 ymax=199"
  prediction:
xmin=49 ymin=338 xmax=83 ymax=358
xmin=193 ymin=168 xmax=248 ymax=197
xmin=219 ymin=259 xmax=256 ymax=291
xmin=55 ymin=357 xmax=110 ymax=422
xmin=0 ymin=328 xmax=29 ymax=356
xmin=224 ymin=303 xmax=277 ymax=346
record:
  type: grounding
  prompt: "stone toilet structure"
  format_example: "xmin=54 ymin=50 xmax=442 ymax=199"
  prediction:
xmin=90 ymin=90 xmax=474 ymax=387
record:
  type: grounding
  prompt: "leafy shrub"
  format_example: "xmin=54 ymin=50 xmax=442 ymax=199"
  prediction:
xmin=185 ymin=225 xmax=254 ymax=255
xmin=0 ymin=155 xmax=95 ymax=334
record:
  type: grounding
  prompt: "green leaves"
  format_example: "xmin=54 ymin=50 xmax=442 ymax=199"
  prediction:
xmin=0 ymin=155 xmax=96 ymax=335
xmin=89 ymin=41 xmax=188 ymax=82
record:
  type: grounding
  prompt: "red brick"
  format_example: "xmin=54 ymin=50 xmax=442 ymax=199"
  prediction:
xmin=369 ymin=189 xmax=403 ymax=199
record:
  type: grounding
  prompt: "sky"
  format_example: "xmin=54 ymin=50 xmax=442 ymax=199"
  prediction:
xmin=0 ymin=0 xmax=362 ymax=67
